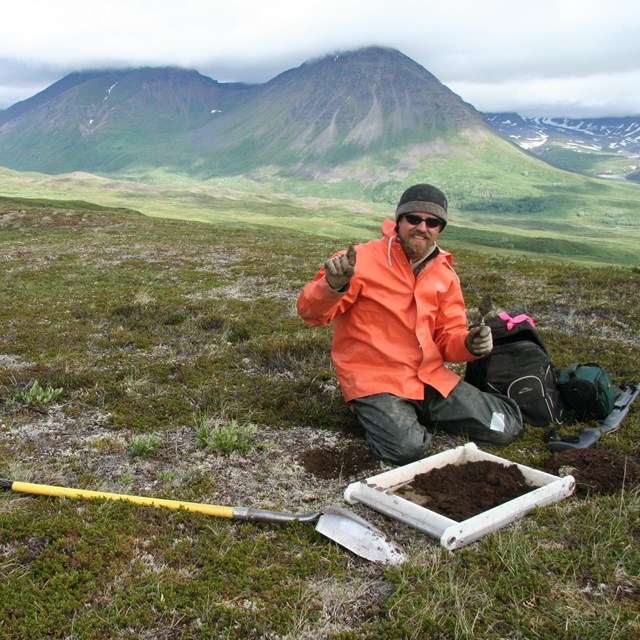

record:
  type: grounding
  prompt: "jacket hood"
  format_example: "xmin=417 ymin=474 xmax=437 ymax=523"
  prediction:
xmin=382 ymin=218 xmax=397 ymax=239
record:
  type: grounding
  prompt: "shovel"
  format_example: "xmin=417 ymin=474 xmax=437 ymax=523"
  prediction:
xmin=0 ymin=478 xmax=406 ymax=564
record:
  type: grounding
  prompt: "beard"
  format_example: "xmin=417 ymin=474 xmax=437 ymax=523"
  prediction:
xmin=399 ymin=232 xmax=436 ymax=263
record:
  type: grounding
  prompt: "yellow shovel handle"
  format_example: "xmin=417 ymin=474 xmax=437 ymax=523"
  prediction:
xmin=9 ymin=480 xmax=235 ymax=519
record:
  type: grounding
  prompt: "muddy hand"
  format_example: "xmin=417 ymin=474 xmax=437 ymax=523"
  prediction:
xmin=466 ymin=325 xmax=493 ymax=356
xmin=324 ymin=244 xmax=357 ymax=291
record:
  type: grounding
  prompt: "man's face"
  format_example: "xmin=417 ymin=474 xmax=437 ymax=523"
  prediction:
xmin=397 ymin=213 xmax=443 ymax=262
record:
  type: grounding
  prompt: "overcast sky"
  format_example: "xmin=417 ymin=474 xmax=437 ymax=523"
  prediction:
xmin=1 ymin=0 xmax=639 ymax=118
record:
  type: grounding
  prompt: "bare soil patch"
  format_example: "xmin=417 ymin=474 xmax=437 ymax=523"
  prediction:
xmin=300 ymin=438 xmax=379 ymax=479
xmin=300 ymin=436 xmax=640 ymax=520
xmin=544 ymin=447 xmax=640 ymax=494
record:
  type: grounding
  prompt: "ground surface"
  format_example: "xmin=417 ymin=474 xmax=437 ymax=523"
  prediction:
xmin=2 ymin=202 xmax=640 ymax=639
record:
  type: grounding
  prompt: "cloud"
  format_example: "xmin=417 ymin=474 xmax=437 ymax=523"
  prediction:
xmin=450 ymin=71 xmax=640 ymax=118
xmin=1 ymin=0 xmax=639 ymax=117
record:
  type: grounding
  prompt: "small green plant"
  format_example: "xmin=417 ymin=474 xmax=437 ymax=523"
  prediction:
xmin=155 ymin=470 xmax=177 ymax=483
xmin=195 ymin=424 xmax=214 ymax=450
xmin=196 ymin=419 xmax=257 ymax=454
xmin=7 ymin=380 xmax=63 ymax=408
xmin=87 ymin=436 xmax=125 ymax=453
xmin=128 ymin=434 xmax=161 ymax=457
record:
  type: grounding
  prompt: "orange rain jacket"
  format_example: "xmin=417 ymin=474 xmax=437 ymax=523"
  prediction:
xmin=297 ymin=219 xmax=478 ymax=402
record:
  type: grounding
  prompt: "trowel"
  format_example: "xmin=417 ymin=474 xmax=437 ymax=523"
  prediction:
xmin=478 ymin=294 xmax=493 ymax=325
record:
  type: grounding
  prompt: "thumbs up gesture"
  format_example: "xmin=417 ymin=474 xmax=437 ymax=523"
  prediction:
xmin=466 ymin=325 xmax=493 ymax=356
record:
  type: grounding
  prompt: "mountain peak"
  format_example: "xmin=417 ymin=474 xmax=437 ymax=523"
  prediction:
xmin=189 ymin=45 xmax=483 ymax=171
xmin=0 ymin=46 xmax=486 ymax=176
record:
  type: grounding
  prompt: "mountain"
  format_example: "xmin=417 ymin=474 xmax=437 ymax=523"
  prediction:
xmin=2 ymin=47 xmax=639 ymax=266
xmin=1 ymin=47 xmax=638 ymax=221
xmin=187 ymin=47 xmax=485 ymax=174
xmin=0 ymin=47 xmax=487 ymax=178
xmin=484 ymin=113 xmax=640 ymax=182
xmin=0 ymin=67 xmax=254 ymax=173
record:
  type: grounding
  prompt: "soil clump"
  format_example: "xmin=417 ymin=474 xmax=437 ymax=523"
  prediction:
xmin=544 ymin=447 xmax=640 ymax=494
xmin=398 ymin=460 xmax=532 ymax=521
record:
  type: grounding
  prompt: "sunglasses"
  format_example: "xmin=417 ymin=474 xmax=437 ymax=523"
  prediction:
xmin=403 ymin=213 xmax=443 ymax=228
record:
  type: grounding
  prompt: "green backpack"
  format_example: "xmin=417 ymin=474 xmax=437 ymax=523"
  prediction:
xmin=556 ymin=363 xmax=616 ymax=420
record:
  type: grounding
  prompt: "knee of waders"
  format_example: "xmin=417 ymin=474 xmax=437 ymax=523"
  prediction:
xmin=368 ymin=432 xmax=432 ymax=465
xmin=478 ymin=410 xmax=523 ymax=446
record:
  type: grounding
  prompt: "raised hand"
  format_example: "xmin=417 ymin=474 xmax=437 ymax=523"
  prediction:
xmin=466 ymin=325 xmax=493 ymax=356
xmin=324 ymin=244 xmax=357 ymax=291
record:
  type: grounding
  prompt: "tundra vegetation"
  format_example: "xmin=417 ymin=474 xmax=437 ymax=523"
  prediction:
xmin=0 ymin=197 xmax=638 ymax=639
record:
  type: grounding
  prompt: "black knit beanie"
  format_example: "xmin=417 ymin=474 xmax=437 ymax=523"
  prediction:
xmin=395 ymin=183 xmax=448 ymax=229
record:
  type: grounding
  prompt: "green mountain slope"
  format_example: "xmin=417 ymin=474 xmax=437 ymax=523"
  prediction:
xmin=0 ymin=47 xmax=638 ymax=266
xmin=0 ymin=67 xmax=252 ymax=173
xmin=0 ymin=47 xmax=488 ymax=178
xmin=185 ymin=47 xmax=484 ymax=174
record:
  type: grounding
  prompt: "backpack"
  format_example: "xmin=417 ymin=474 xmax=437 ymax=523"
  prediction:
xmin=464 ymin=312 xmax=565 ymax=427
xmin=556 ymin=363 xmax=616 ymax=420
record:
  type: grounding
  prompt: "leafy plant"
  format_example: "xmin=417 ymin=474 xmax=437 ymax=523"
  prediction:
xmin=155 ymin=470 xmax=177 ymax=483
xmin=128 ymin=434 xmax=161 ymax=457
xmin=7 ymin=380 xmax=63 ymax=408
xmin=196 ymin=419 xmax=258 ymax=454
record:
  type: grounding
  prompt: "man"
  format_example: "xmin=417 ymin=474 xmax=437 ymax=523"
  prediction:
xmin=297 ymin=183 xmax=522 ymax=464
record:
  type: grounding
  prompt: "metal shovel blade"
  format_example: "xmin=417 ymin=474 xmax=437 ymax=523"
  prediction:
xmin=315 ymin=505 xmax=407 ymax=564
